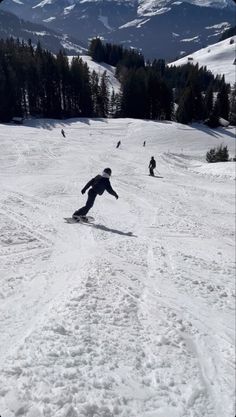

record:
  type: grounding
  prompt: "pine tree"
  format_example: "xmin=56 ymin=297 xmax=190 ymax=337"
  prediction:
xmin=41 ymin=51 xmax=61 ymax=118
xmin=27 ymin=59 xmax=41 ymax=116
xmin=152 ymin=59 xmax=166 ymax=77
xmin=204 ymin=85 xmax=214 ymax=118
xmin=146 ymin=70 xmax=161 ymax=119
xmin=121 ymin=68 xmax=148 ymax=119
xmin=79 ymin=60 xmax=93 ymax=117
xmin=89 ymin=38 xmax=105 ymax=63
xmin=229 ymin=83 xmax=236 ymax=125
xmin=109 ymin=88 xmax=117 ymax=117
xmin=159 ymin=81 xmax=173 ymax=120
xmin=206 ymin=145 xmax=229 ymax=162
xmin=206 ymin=148 xmax=217 ymax=163
xmin=218 ymin=145 xmax=229 ymax=162
xmin=98 ymin=71 xmax=109 ymax=117
xmin=0 ymin=55 xmax=22 ymax=121
xmin=215 ymin=83 xmax=230 ymax=120
xmin=176 ymin=87 xmax=194 ymax=124
xmin=187 ymin=74 xmax=205 ymax=121
xmin=70 ymin=57 xmax=84 ymax=117
xmin=90 ymin=70 xmax=100 ymax=116
xmin=112 ymin=91 xmax=122 ymax=117
xmin=57 ymin=50 xmax=70 ymax=117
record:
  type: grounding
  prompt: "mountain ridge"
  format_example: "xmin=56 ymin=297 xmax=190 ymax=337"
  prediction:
xmin=1 ymin=0 xmax=235 ymax=59
xmin=0 ymin=9 xmax=87 ymax=55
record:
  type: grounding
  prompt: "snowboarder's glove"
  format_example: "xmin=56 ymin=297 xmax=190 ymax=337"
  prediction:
xmin=81 ymin=189 xmax=85 ymax=194
xmin=115 ymin=194 xmax=119 ymax=200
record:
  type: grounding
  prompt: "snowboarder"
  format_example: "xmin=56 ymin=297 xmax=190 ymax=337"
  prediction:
xmin=149 ymin=156 xmax=156 ymax=176
xmin=143 ymin=141 xmax=146 ymax=147
xmin=116 ymin=140 xmax=121 ymax=148
xmin=61 ymin=129 xmax=66 ymax=138
xmin=73 ymin=168 xmax=119 ymax=219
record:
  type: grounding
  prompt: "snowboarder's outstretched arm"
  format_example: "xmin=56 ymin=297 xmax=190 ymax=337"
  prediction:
xmin=81 ymin=177 xmax=97 ymax=194
xmin=106 ymin=182 xmax=119 ymax=199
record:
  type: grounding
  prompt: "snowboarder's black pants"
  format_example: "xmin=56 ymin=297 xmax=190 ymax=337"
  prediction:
xmin=149 ymin=167 xmax=154 ymax=176
xmin=73 ymin=189 xmax=97 ymax=216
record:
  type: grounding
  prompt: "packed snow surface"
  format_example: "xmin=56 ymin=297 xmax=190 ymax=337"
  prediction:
xmin=0 ymin=118 xmax=235 ymax=417
xmin=170 ymin=36 xmax=236 ymax=85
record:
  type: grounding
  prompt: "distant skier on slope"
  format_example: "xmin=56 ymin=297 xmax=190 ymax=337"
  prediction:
xmin=116 ymin=140 xmax=121 ymax=148
xmin=73 ymin=168 xmax=119 ymax=219
xmin=149 ymin=156 xmax=156 ymax=176
xmin=61 ymin=129 xmax=66 ymax=138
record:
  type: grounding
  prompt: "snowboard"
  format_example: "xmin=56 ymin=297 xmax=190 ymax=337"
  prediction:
xmin=64 ymin=216 xmax=95 ymax=224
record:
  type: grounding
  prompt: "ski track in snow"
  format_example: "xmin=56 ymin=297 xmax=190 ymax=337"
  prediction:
xmin=0 ymin=118 xmax=235 ymax=417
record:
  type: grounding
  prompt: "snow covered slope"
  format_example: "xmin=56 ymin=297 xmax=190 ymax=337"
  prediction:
xmin=0 ymin=117 xmax=235 ymax=417
xmin=169 ymin=36 xmax=236 ymax=85
xmin=69 ymin=55 xmax=121 ymax=94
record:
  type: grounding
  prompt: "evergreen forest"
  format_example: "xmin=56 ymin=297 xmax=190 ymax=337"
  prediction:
xmin=0 ymin=37 xmax=235 ymax=125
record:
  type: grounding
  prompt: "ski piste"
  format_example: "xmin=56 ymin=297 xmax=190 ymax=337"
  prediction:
xmin=0 ymin=118 xmax=235 ymax=417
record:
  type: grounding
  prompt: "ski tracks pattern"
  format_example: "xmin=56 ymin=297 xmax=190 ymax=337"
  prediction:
xmin=0 ymin=119 xmax=235 ymax=417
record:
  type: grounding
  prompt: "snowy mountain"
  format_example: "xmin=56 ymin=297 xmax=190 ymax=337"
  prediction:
xmin=0 ymin=9 xmax=87 ymax=55
xmin=169 ymin=36 xmax=236 ymax=85
xmin=0 ymin=116 xmax=235 ymax=417
xmin=1 ymin=0 xmax=235 ymax=59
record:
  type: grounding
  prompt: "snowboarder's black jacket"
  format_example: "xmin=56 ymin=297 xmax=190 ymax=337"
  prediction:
xmin=82 ymin=175 xmax=118 ymax=198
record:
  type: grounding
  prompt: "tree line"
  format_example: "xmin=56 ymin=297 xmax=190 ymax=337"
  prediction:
xmin=89 ymin=37 xmax=235 ymax=125
xmin=0 ymin=37 xmax=235 ymax=125
xmin=0 ymin=38 xmax=109 ymax=121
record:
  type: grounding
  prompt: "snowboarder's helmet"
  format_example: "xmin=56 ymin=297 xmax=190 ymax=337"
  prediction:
xmin=104 ymin=168 xmax=112 ymax=176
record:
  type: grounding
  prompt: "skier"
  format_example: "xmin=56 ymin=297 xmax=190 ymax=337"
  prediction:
xmin=73 ymin=168 xmax=119 ymax=219
xmin=116 ymin=140 xmax=121 ymax=148
xmin=149 ymin=156 xmax=156 ymax=176
xmin=61 ymin=129 xmax=66 ymax=138
xmin=143 ymin=141 xmax=146 ymax=147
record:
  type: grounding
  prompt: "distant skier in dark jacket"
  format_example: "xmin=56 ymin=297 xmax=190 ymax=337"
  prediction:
xmin=143 ymin=141 xmax=146 ymax=147
xmin=73 ymin=168 xmax=119 ymax=219
xmin=61 ymin=129 xmax=66 ymax=138
xmin=116 ymin=141 xmax=121 ymax=148
xmin=149 ymin=156 xmax=156 ymax=176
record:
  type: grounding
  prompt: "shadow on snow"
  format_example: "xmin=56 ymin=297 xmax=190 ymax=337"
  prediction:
xmin=13 ymin=117 xmax=109 ymax=130
xmin=88 ymin=223 xmax=137 ymax=237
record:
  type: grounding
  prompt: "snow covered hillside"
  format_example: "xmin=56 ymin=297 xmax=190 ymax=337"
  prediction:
xmin=169 ymin=36 xmax=236 ymax=85
xmin=0 ymin=118 xmax=235 ymax=417
xmin=69 ymin=55 xmax=121 ymax=94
